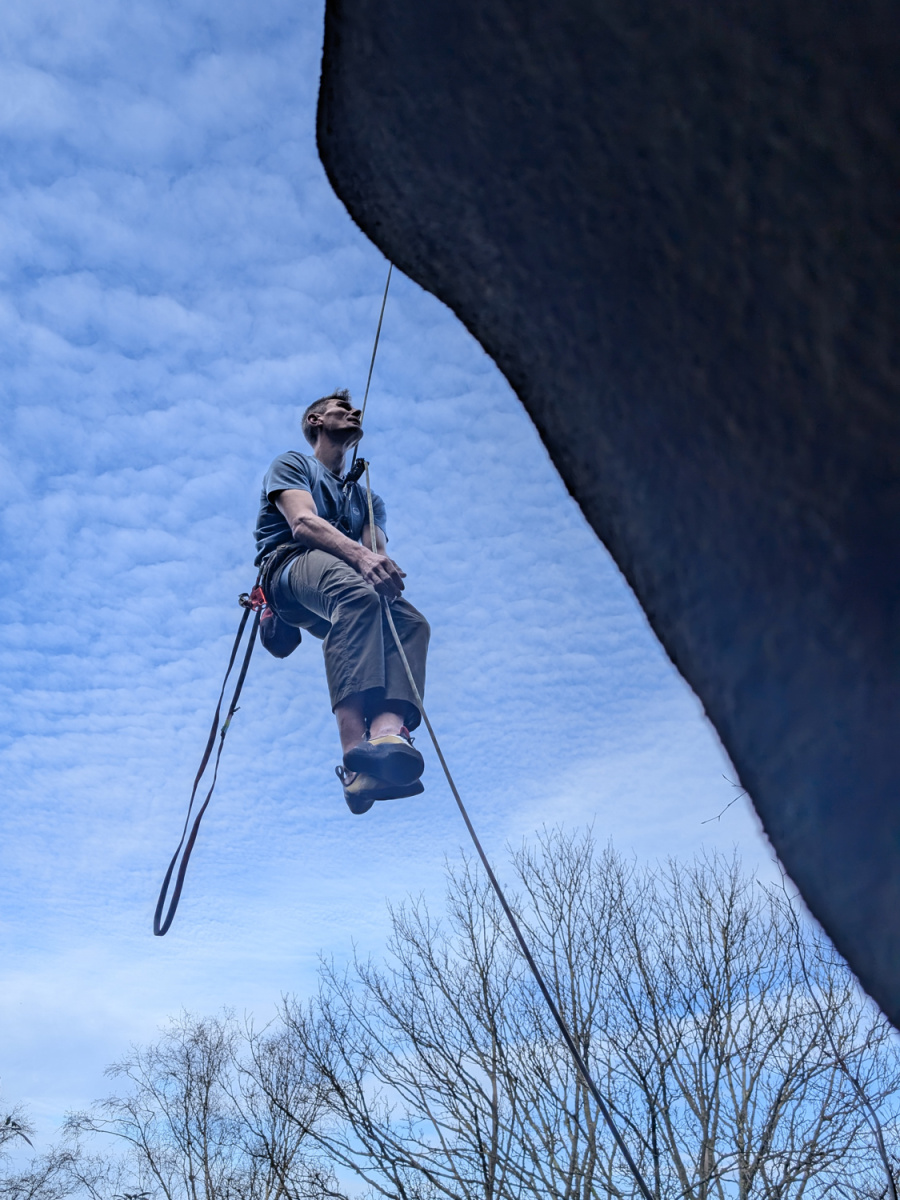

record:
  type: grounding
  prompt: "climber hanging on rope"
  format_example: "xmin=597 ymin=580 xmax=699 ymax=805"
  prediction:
xmin=253 ymin=389 xmax=430 ymax=815
xmin=151 ymin=331 xmax=655 ymax=1200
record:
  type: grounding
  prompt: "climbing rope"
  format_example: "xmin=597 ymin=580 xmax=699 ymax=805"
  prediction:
xmin=349 ymin=263 xmax=392 ymax=473
xmin=362 ymin=460 xmax=654 ymax=1198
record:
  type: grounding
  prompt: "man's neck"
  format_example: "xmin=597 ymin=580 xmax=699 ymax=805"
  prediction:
xmin=312 ymin=436 xmax=347 ymax=476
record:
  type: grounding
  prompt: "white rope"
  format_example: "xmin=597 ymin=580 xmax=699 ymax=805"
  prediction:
xmin=350 ymin=264 xmax=392 ymax=472
xmin=361 ymin=463 xmax=654 ymax=1200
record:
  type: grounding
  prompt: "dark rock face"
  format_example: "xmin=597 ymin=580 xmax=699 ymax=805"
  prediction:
xmin=317 ymin=0 xmax=900 ymax=1020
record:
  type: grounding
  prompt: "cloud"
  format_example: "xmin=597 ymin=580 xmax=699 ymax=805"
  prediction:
xmin=0 ymin=0 xmax=781 ymax=1154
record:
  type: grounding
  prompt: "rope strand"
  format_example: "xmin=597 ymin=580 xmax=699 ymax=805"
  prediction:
xmin=362 ymin=465 xmax=654 ymax=1200
xmin=350 ymin=263 xmax=392 ymax=470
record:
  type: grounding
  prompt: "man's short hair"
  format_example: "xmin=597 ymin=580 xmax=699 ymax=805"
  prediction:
xmin=302 ymin=388 xmax=352 ymax=446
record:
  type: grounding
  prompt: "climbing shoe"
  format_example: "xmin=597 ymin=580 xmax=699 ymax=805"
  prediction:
xmin=342 ymin=729 xmax=425 ymax=787
xmin=335 ymin=765 xmax=424 ymax=815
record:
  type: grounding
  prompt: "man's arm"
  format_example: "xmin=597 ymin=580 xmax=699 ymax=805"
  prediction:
xmin=274 ymin=488 xmax=405 ymax=599
xmin=360 ymin=521 xmax=388 ymax=555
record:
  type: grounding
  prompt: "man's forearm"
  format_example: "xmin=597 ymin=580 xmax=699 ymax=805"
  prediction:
xmin=289 ymin=512 xmax=366 ymax=568
xmin=274 ymin=489 xmax=402 ymax=596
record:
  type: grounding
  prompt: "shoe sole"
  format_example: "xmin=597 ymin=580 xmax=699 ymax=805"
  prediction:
xmin=345 ymin=794 xmax=376 ymax=815
xmin=344 ymin=778 xmax=424 ymax=815
xmin=343 ymin=742 xmax=424 ymax=786
xmin=377 ymin=779 xmax=424 ymax=802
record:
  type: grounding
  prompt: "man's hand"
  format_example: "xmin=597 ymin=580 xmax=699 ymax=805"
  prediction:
xmin=356 ymin=547 xmax=406 ymax=599
xmin=275 ymin=488 xmax=405 ymax=598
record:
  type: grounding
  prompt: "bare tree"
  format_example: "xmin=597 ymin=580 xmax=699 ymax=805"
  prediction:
xmin=269 ymin=864 xmax=554 ymax=1200
xmin=770 ymin=877 xmax=900 ymax=1200
xmin=590 ymin=847 xmax=899 ymax=1198
xmin=265 ymin=831 xmax=900 ymax=1200
xmin=12 ymin=834 xmax=899 ymax=1200
xmin=0 ymin=1088 xmax=79 ymax=1200
xmin=1 ymin=1094 xmax=35 ymax=1162
xmin=66 ymin=1012 xmax=338 ymax=1200
xmin=0 ymin=1147 xmax=88 ymax=1200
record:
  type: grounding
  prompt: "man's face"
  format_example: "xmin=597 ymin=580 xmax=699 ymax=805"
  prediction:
xmin=312 ymin=396 xmax=363 ymax=444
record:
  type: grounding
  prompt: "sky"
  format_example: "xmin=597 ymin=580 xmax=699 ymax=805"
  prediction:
xmin=0 ymin=0 xmax=780 ymax=1155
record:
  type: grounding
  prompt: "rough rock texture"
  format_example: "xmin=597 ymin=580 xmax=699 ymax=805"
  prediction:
xmin=317 ymin=0 xmax=900 ymax=1019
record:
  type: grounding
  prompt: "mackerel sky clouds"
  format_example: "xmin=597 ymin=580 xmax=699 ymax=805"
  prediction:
xmin=1 ymin=0 xmax=774 ymax=1149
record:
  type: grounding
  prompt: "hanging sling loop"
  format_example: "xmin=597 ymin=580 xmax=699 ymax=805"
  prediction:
xmin=152 ymin=588 xmax=263 ymax=936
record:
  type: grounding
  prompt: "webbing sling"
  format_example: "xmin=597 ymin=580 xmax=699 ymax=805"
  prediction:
xmin=153 ymin=594 xmax=262 ymax=936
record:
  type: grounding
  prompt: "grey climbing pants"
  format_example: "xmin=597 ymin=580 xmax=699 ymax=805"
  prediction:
xmin=270 ymin=548 xmax=430 ymax=731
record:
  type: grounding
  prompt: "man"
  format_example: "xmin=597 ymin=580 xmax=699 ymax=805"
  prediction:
xmin=254 ymin=389 xmax=430 ymax=815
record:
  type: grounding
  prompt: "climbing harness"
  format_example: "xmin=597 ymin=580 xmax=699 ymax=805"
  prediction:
xmin=152 ymin=260 xmax=654 ymax=1200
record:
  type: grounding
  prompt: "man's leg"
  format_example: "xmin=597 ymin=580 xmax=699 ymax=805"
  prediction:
xmin=378 ymin=597 xmax=430 ymax=732
xmin=275 ymin=548 xmax=390 ymax=707
xmin=334 ymin=693 xmax=368 ymax=754
xmin=333 ymin=696 xmax=408 ymax=751
xmin=341 ymin=599 xmax=430 ymax=789
xmin=274 ymin=551 xmax=427 ymax=795
xmin=369 ymin=705 xmax=408 ymax=739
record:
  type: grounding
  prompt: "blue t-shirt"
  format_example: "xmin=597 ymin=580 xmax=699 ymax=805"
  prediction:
xmin=254 ymin=451 xmax=387 ymax=565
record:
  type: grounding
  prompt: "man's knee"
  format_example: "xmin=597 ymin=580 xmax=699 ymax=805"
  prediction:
xmin=333 ymin=578 xmax=381 ymax=624
xmin=397 ymin=603 xmax=430 ymax=643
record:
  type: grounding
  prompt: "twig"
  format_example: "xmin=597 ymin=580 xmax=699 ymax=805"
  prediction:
xmin=700 ymin=777 xmax=748 ymax=825
xmin=772 ymin=871 xmax=898 ymax=1200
